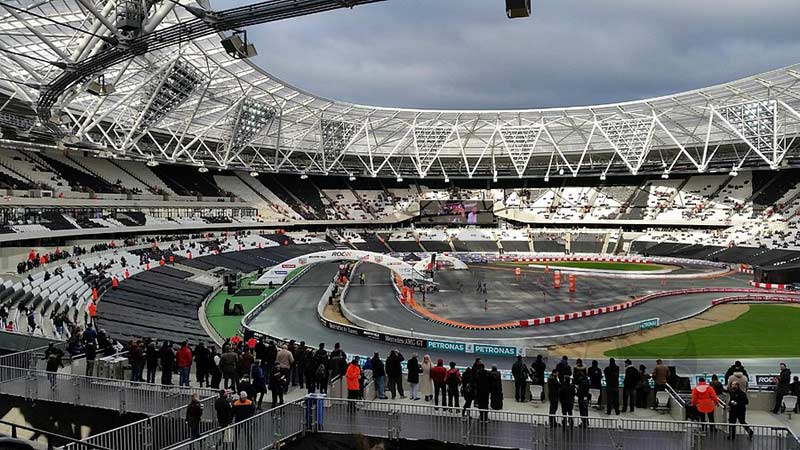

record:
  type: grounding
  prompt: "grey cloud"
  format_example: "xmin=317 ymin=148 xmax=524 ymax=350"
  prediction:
xmin=221 ymin=0 xmax=800 ymax=109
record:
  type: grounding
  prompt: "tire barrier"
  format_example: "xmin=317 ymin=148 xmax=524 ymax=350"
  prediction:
xmin=749 ymin=281 xmax=790 ymax=290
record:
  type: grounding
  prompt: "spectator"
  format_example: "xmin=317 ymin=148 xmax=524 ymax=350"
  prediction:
xmin=421 ymin=354 xmax=433 ymax=402
xmin=709 ymin=374 xmax=724 ymax=396
xmin=276 ymin=345 xmax=294 ymax=391
xmin=547 ymin=370 xmax=560 ymax=428
xmin=43 ymin=343 xmax=64 ymax=390
xmin=576 ymin=373 xmax=591 ymax=428
xmin=209 ymin=346 xmax=222 ymax=389
xmin=431 ymin=358 xmax=448 ymax=408
xmin=233 ymin=392 xmax=255 ymax=422
xmin=312 ymin=345 xmax=329 ymax=395
xmin=588 ymin=360 xmax=602 ymax=390
xmin=214 ymin=389 xmax=234 ymax=428
xmin=652 ymin=359 xmax=669 ymax=392
xmin=475 ymin=364 xmax=491 ymax=423
xmin=385 ymin=350 xmax=405 ymax=399
xmin=176 ymin=341 xmax=193 ymax=387
xmin=85 ymin=341 xmax=97 ymax=377
xmin=128 ymin=340 xmax=145 ymax=382
xmin=489 ymin=365 xmax=503 ymax=412
xmin=407 ymin=354 xmax=421 ymax=401
xmin=371 ymin=352 xmax=387 ymax=400
xmin=446 ymin=362 xmax=461 ymax=407
xmin=556 ymin=356 xmax=571 ymax=381
xmin=0 ymin=304 xmax=8 ymax=328
xmin=636 ymin=364 xmax=651 ymax=409
xmin=727 ymin=370 xmax=748 ymax=393
xmin=194 ymin=342 xmax=211 ymax=387
xmin=727 ymin=381 xmax=753 ymax=440
xmin=330 ymin=343 xmax=347 ymax=378
xmin=691 ymin=377 xmax=718 ymax=432
xmin=159 ymin=341 xmax=175 ymax=386
xmin=622 ymin=359 xmax=640 ymax=413
xmin=604 ymin=358 xmax=620 ymax=415
xmin=251 ymin=362 xmax=267 ymax=409
xmin=219 ymin=348 xmax=239 ymax=391
xmin=345 ymin=356 xmax=361 ymax=412
xmin=461 ymin=367 xmax=475 ymax=415
xmin=185 ymin=393 xmax=204 ymax=440
xmin=725 ymin=361 xmax=749 ymax=383
xmin=269 ymin=362 xmax=286 ymax=408
xmin=511 ymin=355 xmax=529 ymax=402
xmin=559 ymin=375 xmax=575 ymax=428
xmin=773 ymin=363 xmax=791 ymax=414
xmin=531 ymin=354 xmax=546 ymax=388
xmin=294 ymin=341 xmax=307 ymax=389
xmin=303 ymin=348 xmax=316 ymax=394
xmin=145 ymin=342 xmax=158 ymax=384
xmin=573 ymin=358 xmax=587 ymax=385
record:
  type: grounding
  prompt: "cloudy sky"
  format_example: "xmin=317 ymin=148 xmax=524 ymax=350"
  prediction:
xmin=223 ymin=0 xmax=800 ymax=110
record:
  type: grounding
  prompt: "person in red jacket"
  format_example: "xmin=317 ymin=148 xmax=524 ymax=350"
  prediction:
xmin=345 ymin=356 xmax=361 ymax=412
xmin=176 ymin=341 xmax=193 ymax=387
xmin=431 ymin=358 xmax=448 ymax=408
xmin=692 ymin=377 xmax=719 ymax=432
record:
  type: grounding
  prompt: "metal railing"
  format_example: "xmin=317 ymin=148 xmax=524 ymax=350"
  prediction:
xmin=170 ymin=401 xmax=305 ymax=450
xmin=60 ymin=396 xmax=218 ymax=450
xmin=319 ymin=398 xmax=800 ymax=450
xmin=161 ymin=394 xmax=800 ymax=450
xmin=0 ymin=419 xmax=112 ymax=450
xmin=0 ymin=364 xmax=216 ymax=415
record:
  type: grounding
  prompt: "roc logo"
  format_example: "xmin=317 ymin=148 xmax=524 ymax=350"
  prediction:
xmin=330 ymin=251 xmax=353 ymax=258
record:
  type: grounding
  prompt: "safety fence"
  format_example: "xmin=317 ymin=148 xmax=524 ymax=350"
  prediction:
xmin=59 ymin=396 xmax=218 ymax=450
xmin=170 ymin=401 xmax=305 ymax=450
xmin=0 ymin=364 xmax=216 ymax=415
xmin=169 ymin=395 xmax=800 ymax=450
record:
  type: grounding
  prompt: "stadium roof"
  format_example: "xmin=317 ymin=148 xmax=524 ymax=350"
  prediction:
xmin=0 ymin=0 xmax=800 ymax=179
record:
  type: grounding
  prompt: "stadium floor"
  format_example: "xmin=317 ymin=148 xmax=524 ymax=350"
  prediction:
xmin=247 ymin=262 xmax=800 ymax=374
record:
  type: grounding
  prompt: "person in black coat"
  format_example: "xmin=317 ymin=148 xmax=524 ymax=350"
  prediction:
xmin=588 ymin=360 xmax=602 ymax=389
xmin=407 ymin=354 xmax=421 ymax=400
xmin=208 ymin=346 xmax=222 ymax=389
xmin=728 ymin=381 xmax=754 ymax=440
xmin=559 ymin=375 xmax=576 ymax=428
xmin=145 ymin=342 xmax=158 ymax=384
xmin=547 ymin=370 xmax=561 ymax=427
xmin=773 ymin=363 xmax=792 ymax=414
xmin=385 ymin=350 xmax=405 ymax=399
xmin=460 ymin=367 xmax=475 ymax=414
xmin=555 ymin=356 xmax=572 ymax=382
xmin=303 ymin=348 xmax=317 ymax=394
xmin=194 ymin=342 xmax=210 ymax=387
xmin=312 ymin=345 xmax=329 ymax=394
xmin=531 ymin=355 xmax=546 ymax=387
xmin=214 ymin=389 xmax=234 ymax=428
xmin=604 ymin=358 xmax=620 ymax=415
xmin=576 ymin=375 xmax=591 ymax=428
xmin=511 ymin=356 xmax=530 ymax=402
xmin=474 ymin=364 xmax=491 ymax=422
xmin=159 ymin=341 xmax=175 ymax=386
xmin=489 ymin=366 xmax=503 ymax=412
xmin=622 ymin=359 xmax=641 ymax=413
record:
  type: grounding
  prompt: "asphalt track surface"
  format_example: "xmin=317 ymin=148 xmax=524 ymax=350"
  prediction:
xmin=248 ymin=261 xmax=800 ymax=374
xmin=345 ymin=263 xmax=753 ymax=339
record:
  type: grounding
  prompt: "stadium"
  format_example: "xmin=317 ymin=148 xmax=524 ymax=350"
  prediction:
xmin=0 ymin=0 xmax=799 ymax=449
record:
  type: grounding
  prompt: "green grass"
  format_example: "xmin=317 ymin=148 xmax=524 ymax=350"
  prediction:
xmin=495 ymin=260 xmax=668 ymax=272
xmin=605 ymin=305 xmax=800 ymax=358
xmin=205 ymin=268 xmax=303 ymax=339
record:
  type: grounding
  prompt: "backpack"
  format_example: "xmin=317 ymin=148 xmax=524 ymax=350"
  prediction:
xmin=446 ymin=371 xmax=459 ymax=388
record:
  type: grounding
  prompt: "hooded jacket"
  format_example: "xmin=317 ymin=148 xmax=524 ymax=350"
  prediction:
xmin=692 ymin=381 xmax=719 ymax=414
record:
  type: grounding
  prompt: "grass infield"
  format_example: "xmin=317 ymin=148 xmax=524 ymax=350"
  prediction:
xmin=605 ymin=305 xmax=800 ymax=358
xmin=205 ymin=268 xmax=302 ymax=339
xmin=495 ymin=260 xmax=668 ymax=272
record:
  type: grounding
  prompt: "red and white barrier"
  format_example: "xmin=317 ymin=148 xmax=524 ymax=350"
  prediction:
xmin=517 ymin=286 xmax=800 ymax=328
xmin=749 ymin=281 xmax=789 ymax=290
xmin=497 ymin=255 xmax=653 ymax=264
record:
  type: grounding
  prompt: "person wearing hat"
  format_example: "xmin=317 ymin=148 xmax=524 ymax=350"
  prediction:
xmin=233 ymin=391 xmax=255 ymax=422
